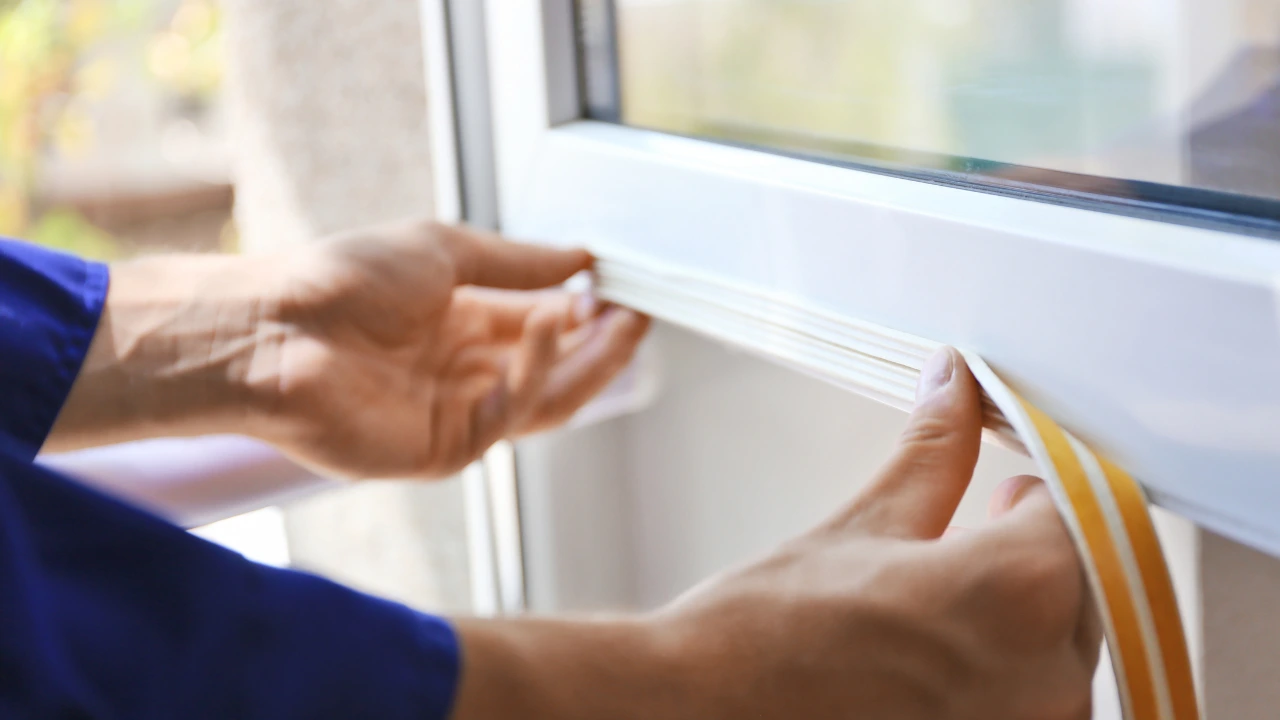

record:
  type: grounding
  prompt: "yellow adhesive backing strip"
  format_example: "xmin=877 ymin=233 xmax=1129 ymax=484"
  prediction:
xmin=968 ymin=355 xmax=1197 ymax=720
xmin=590 ymin=253 xmax=1200 ymax=720
xmin=1099 ymin=457 xmax=1200 ymax=720
xmin=1022 ymin=400 xmax=1160 ymax=720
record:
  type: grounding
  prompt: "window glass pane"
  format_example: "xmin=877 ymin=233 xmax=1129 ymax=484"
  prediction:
xmin=580 ymin=0 xmax=1280 ymax=229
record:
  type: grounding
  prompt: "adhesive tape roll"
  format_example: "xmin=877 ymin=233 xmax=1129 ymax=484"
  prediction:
xmin=592 ymin=251 xmax=1200 ymax=720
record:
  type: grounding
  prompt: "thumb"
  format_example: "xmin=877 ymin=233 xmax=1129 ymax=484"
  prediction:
xmin=441 ymin=224 xmax=592 ymax=290
xmin=834 ymin=347 xmax=985 ymax=539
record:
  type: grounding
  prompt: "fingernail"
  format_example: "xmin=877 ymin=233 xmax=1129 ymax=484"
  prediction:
xmin=916 ymin=347 xmax=956 ymax=403
xmin=573 ymin=293 xmax=598 ymax=323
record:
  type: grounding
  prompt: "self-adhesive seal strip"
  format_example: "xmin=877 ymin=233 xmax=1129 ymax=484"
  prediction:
xmin=593 ymin=250 xmax=1199 ymax=720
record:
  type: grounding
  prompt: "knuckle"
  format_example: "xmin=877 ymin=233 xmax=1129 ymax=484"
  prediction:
xmin=438 ymin=231 xmax=465 ymax=261
xmin=1019 ymin=545 xmax=1080 ymax=593
xmin=958 ymin=546 xmax=1083 ymax=646
xmin=1014 ymin=560 xmax=1074 ymax=614
xmin=404 ymin=217 xmax=440 ymax=237
xmin=899 ymin=413 xmax=956 ymax=448
xmin=432 ymin=222 xmax=467 ymax=257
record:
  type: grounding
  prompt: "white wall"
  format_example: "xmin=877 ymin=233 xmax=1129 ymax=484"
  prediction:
xmin=225 ymin=0 xmax=473 ymax=614
xmin=619 ymin=325 xmax=1040 ymax=607
xmin=1202 ymin=530 xmax=1280 ymax=718
xmin=520 ymin=322 xmax=1037 ymax=610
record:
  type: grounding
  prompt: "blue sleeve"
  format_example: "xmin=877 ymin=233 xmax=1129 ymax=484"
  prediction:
xmin=0 ymin=453 xmax=461 ymax=719
xmin=0 ymin=237 xmax=462 ymax=718
xmin=0 ymin=238 xmax=108 ymax=460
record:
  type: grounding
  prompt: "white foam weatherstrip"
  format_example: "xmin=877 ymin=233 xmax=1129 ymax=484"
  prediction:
xmin=595 ymin=250 xmax=1018 ymax=447
xmin=593 ymin=250 xmax=1200 ymax=720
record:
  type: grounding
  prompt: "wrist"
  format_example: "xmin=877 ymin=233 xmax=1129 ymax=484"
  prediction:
xmin=47 ymin=253 xmax=288 ymax=449
xmin=451 ymin=615 xmax=696 ymax=720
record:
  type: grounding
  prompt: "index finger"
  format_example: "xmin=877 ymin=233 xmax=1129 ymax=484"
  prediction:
xmin=969 ymin=479 xmax=1101 ymax=666
xmin=982 ymin=477 xmax=1073 ymax=548
xmin=442 ymin=224 xmax=592 ymax=289
xmin=522 ymin=306 xmax=650 ymax=432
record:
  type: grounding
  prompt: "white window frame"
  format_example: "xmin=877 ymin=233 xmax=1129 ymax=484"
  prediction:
xmin=466 ymin=0 xmax=1280 ymax=559
xmin=422 ymin=0 xmax=530 ymax=617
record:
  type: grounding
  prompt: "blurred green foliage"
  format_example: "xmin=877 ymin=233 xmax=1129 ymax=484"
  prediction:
xmin=28 ymin=206 xmax=117 ymax=255
xmin=0 ymin=0 xmax=223 ymax=259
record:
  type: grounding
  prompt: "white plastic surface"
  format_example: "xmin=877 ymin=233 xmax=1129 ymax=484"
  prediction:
xmin=507 ymin=121 xmax=1280 ymax=558
xmin=39 ymin=436 xmax=337 ymax=528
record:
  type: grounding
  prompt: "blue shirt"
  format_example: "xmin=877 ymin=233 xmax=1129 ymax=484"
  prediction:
xmin=0 ymin=239 xmax=460 ymax=719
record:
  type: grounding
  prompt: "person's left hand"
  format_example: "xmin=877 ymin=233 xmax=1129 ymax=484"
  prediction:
xmin=51 ymin=220 xmax=649 ymax=480
xmin=257 ymin=220 xmax=650 ymax=479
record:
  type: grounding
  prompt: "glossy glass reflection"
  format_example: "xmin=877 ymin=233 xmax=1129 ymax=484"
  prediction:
xmin=603 ymin=0 xmax=1280 ymax=209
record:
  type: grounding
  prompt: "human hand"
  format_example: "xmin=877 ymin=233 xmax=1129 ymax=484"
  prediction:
xmin=50 ymin=221 xmax=649 ymax=480
xmin=451 ymin=348 xmax=1098 ymax=720
xmin=256 ymin=221 xmax=649 ymax=478
xmin=651 ymin=347 xmax=1100 ymax=720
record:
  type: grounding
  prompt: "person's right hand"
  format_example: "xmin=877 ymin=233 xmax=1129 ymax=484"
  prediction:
xmin=452 ymin=347 xmax=1101 ymax=720
xmin=652 ymin=346 xmax=1102 ymax=720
